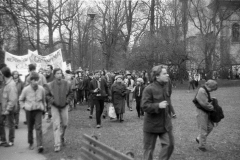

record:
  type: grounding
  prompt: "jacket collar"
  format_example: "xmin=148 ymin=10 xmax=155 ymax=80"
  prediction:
xmin=5 ymin=77 xmax=13 ymax=85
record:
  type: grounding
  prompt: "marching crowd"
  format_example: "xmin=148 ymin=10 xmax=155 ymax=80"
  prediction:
xmin=0 ymin=63 xmax=222 ymax=160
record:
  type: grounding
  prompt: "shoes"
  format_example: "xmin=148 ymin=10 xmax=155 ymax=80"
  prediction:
xmin=198 ymin=147 xmax=207 ymax=152
xmin=129 ymin=108 xmax=133 ymax=111
xmin=4 ymin=142 xmax=14 ymax=147
xmin=120 ymin=119 xmax=124 ymax=122
xmin=0 ymin=141 xmax=7 ymax=146
xmin=89 ymin=115 xmax=93 ymax=119
xmin=29 ymin=144 xmax=34 ymax=150
xmin=23 ymin=121 xmax=27 ymax=125
xmin=54 ymin=146 xmax=61 ymax=152
xmin=102 ymin=115 xmax=106 ymax=119
xmin=38 ymin=146 xmax=44 ymax=153
xmin=172 ymin=114 xmax=177 ymax=118
xmin=15 ymin=125 xmax=18 ymax=129
xmin=87 ymin=108 xmax=90 ymax=111
xmin=196 ymin=138 xmax=199 ymax=144
xmin=96 ymin=125 xmax=101 ymax=128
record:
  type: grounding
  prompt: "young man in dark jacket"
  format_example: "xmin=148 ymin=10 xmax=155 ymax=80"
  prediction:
xmin=45 ymin=68 xmax=73 ymax=152
xmin=89 ymin=71 xmax=110 ymax=128
xmin=134 ymin=78 xmax=145 ymax=118
xmin=141 ymin=65 xmax=174 ymax=160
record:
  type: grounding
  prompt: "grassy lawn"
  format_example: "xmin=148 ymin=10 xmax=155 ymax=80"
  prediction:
xmin=42 ymin=80 xmax=240 ymax=160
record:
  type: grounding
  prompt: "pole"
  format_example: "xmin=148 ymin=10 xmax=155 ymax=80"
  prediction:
xmin=91 ymin=19 xmax=94 ymax=71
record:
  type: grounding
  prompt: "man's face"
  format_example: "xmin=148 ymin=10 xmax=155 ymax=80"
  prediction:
xmin=30 ymin=79 xmax=38 ymax=88
xmin=13 ymin=72 xmax=19 ymax=79
xmin=156 ymin=68 xmax=169 ymax=83
xmin=46 ymin=66 xmax=52 ymax=72
xmin=127 ymin=75 xmax=131 ymax=79
xmin=54 ymin=70 xmax=62 ymax=80
xmin=94 ymin=72 xmax=100 ymax=80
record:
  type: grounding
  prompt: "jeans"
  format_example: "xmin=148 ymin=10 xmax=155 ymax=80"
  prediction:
xmin=51 ymin=106 xmax=68 ymax=147
xmin=143 ymin=131 xmax=174 ymax=160
xmin=0 ymin=114 xmax=6 ymax=142
xmin=26 ymin=110 xmax=43 ymax=147
xmin=126 ymin=92 xmax=133 ymax=109
xmin=89 ymin=97 xmax=95 ymax=115
xmin=14 ymin=103 xmax=20 ymax=126
xmin=6 ymin=111 xmax=15 ymax=143
xmin=136 ymin=97 xmax=144 ymax=117
xmin=196 ymin=108 xmax=214 ymax=149
xmin=93 ymin=99 xmax=104 ymax=125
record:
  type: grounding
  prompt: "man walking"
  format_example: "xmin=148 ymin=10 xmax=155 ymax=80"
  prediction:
xmin=12 ymin=71 xmax=24 ymax=129
xmin=45 ymin=68 xmax=73 ymax=152
xmin=19 ymin=72 xmax=46 ymax=153
xmin=141 ymin=65 xmax=174 ymax=160
xmin=124 ymin=71 xmax=135 ymax=111
xmin=0 ymin=66 xmax=18 ymax=147
xmin=89 ymin=71 xmax=110 ymax=128
xmin=45 ymin=64 xmax=54 ymax=123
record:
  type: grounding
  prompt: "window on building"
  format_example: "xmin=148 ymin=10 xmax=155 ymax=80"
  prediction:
xmin=232 ymin=23 xmax=240 ymax=42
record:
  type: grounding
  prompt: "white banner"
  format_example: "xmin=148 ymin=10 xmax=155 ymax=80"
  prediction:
xmin=5 ymin=52 xmax=30 ymax=81
xmin=28 ymin=49 xmax=63 ymax=70
xmin=5 ymin=49 xmax=63 ymax=78
xmin=5 ymin=52 xmax=30 ymax=72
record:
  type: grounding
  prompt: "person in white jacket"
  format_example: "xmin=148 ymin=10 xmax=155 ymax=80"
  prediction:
xmin=124 ymin=71 xmax=135 ymax=111
xmin=19 ymin=72 xmax=46 ymax=153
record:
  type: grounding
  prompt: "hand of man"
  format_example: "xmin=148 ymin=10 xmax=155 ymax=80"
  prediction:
xmin=3 ymin=110 xmax=9 ymax=115
xmin=94 ymin=88 xmax=100 ymax=93
xmin=159 ymin=101 xmax=168 ymax=109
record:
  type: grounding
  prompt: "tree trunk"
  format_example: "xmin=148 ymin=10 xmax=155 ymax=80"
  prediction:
xmin=150 ymin=0 xmax=155 ymax=67
xmin=36 ymin=0 xmax=40 ymax=54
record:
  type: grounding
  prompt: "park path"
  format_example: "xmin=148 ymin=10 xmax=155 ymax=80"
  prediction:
xmin=0 ymin=109 xmax=51 ymax=160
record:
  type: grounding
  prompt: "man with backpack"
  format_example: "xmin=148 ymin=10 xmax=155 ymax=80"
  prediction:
xmin=193 ymin=80 xmax=221 ymax=152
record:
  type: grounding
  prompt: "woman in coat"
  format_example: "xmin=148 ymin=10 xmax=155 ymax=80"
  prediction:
xmin=111 ymin=75 xmax=127 ymax=122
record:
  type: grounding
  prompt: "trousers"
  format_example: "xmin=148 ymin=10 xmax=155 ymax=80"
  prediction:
xmin=143 ymin=131 xmax=174 ymax=160
xmin=196 ymin=108 xmax=214 ymax=149
xmin=26 ymin=110 xmax=43 ymax=146
xmin=51 ymin=106 xmax=68 ymax=147
xmin=93 ymin=99 xmax=104 ymax=125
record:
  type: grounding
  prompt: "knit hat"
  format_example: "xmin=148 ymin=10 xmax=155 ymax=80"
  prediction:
xmin=115 ymin=75 xmax=123 ymax=80
xmin=205 ymin=80 xmax=218 ymax=91
xmin=137 ymin=78 xmax=144 ymax=83
xmin=126 ymin=70 xmax=131 ymax=75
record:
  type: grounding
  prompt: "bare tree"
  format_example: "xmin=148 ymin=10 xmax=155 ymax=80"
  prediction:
xmin=188 ymin=0 xmax=236 ymax=79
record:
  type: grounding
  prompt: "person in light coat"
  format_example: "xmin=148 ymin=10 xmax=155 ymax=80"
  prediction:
xmin=124 ymin=71 xmax=135 ymax=111
xmin=19 ymin=72 xmax=46 ymax=153
xmin=195 ymin=80 xmax=218 ymax=152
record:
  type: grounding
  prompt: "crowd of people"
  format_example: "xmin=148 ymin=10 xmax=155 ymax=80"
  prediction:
xmin=0 ymin=63 xmax=221 ymax=160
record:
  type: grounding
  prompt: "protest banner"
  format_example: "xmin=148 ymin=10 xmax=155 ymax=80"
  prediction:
xmin=4 ymin=52 xmax=30 ymax=81
xmin=28 ymin=49 xmax=63 ymax=70
xmin=5 ymin=52 xmax=30 ymax=71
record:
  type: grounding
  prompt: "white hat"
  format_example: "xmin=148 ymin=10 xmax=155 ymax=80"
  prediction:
xmin=137 ymin=78 xmax=144 ymax=83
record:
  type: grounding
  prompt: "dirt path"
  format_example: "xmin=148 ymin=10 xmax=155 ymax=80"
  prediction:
xmin=0 ymin=109 xmax=51 ymax=160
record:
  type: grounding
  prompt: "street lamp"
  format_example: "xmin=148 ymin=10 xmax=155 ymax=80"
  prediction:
xmin=88 ymin=10 xmax=96 ymax=71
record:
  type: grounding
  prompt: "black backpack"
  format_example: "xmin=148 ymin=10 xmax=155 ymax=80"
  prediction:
xmin=193 ymin=86 xmax=224 ymax=123
xmin=210 ymin=98 xmax=224 ymax=123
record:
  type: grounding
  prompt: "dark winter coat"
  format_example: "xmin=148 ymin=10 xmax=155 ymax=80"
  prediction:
xmin=111 ymin=82 xmax=127 ymax=114
xmin=141 ymin=81 xmax=172 ymax=133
